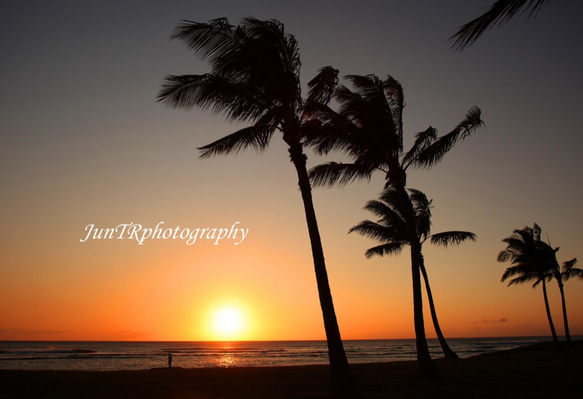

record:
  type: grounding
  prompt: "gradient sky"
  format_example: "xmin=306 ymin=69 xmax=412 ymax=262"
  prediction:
xmin=1 ymin=0 xmax=582 ymax=341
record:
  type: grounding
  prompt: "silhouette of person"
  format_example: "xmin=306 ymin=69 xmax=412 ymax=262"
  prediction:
xmin=168 ymin=351 xmax=172 ymax=368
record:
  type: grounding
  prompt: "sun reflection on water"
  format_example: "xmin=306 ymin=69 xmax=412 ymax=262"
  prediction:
xmin=218 ymin=354 xmax=235 ymax=367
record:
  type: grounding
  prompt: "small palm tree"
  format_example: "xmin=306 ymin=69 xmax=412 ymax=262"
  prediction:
xmin=560 ymin=258 xmax=582 ymax=343
xmin=305 ymin=72 xmax=482 ymax=376
xmin=350 ymin=187 xmax=476 ymax=361
xmin=450 ymin=0 xmax=552 ymax=50
xmin=498 ymin=224 xmax=559 ymax=345
xmin=548 ymin=248 xmax=580 ymax=343
xmin=157 ymin=18 xmax=356 ymax=397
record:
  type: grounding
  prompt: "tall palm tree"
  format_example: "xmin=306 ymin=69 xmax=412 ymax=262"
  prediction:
xmin=157 ymin=18 xmax=356 ymax=397
xmin=450 ymin=0 xmax=552 ymax=50
xmin=349 ymin=187 xmax=476 ymax=361
xmin=498 ymin=224 xmax=559 ymax=345
xmin=305 ymin=72 xmax=483 ymax=376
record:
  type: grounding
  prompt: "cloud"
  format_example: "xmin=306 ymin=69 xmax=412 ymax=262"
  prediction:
xmin=467 ymin=317 xmax=508 ymax=324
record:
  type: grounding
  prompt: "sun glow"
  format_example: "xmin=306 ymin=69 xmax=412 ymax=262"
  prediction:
xmin=210 ymin=305 xmax=247 ymax=340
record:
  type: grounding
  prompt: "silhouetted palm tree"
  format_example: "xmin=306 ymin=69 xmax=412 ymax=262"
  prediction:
xmin=349 ymin=187 xmax=475 ymax=360
xmin=450 ymin=0 xmax=552 ymax=50
xmin=157 ymin=18 xmax=356 ymax=397
xmin=498 ymin=224 xmax=559 ymax=345
xmin=305 ymin=72 xmax=482 ymax=376
xmin=306 ymin=74 xmax=482 ymax=196
xmin=548 ymin=250 xmax=580 ymax=343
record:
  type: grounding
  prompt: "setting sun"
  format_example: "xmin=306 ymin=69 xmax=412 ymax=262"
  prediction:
xmin=211 ymin=305 xmax=247 ymax=340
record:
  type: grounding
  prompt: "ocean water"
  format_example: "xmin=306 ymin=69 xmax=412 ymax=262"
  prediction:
xmin=0 ymin=337 xmax=552 ymax=371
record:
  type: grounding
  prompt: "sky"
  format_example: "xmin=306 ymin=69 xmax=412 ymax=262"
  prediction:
xmin=1 ymin=0 xmax=582 ymax=342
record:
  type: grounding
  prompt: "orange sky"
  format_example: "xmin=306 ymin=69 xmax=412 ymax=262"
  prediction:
xmin=2 ymin=156 xmax=581 ymax=341
xmin=1 ymin=1 xmax=582 ymax=342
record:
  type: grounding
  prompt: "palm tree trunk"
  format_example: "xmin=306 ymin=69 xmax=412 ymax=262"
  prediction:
xmin=392 ymin=184 xmax=439 ymax=378
xmin=541 ymin=279 xmax=559 ymax=347
xmin=287 ymin=140 xmax=358 ymax=398
xmin=419 ymin=257 xmax=459 ymax=359
xmin=410 ymin=240 xmax=440 ymax=377
xmin=555 ymin=276 xmax=571 ymax=343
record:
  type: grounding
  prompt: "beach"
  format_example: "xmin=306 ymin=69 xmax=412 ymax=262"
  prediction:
xmin=2 ymin=341 xmax=581 ymax=398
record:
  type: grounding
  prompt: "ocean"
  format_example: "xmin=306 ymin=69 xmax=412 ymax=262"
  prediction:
xmin=0 ymin=337 xmax=552 ymax=371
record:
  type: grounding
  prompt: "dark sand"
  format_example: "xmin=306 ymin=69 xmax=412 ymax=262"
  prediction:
xmin=2 ymin=341 xmax=582 ymax=398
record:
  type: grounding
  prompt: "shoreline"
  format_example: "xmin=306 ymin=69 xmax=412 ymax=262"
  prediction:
xmin=2 ymin=341 xmax=582 ymax=398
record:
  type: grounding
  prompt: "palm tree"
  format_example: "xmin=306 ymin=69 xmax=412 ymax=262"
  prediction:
xmin=349 ymin=187 xmax=476 ymax=361
xmin=547 ymin=247 xmax=580 ymax=343
xmin=450 ymin=0 xmax=552 ymax=50
xmin=498 ymin=224 xmax=559 ymax=345
xmin=558 ymin=258 xmax=582 ymax=343
xmin=157 ymin=18 xmax=356 ymax=397
xmin=305 ymin=72 xmax=483 ymax=376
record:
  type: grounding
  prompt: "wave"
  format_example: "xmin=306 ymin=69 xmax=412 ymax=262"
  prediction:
xmin=0 ymin=349 xmax=96 ymax=356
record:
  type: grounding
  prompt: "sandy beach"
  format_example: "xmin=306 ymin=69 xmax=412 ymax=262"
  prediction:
xmin=2 ymin=341 xmax=581 ymax=398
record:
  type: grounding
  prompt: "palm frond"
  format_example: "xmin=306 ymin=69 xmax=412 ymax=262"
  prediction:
xmin=238 ymin=17 xmax=302 ymax=80
xmin=307 ymin=66 xmax=339 ymax=105
xmin=430 ymin=231 xmax=476 ymax=247
xmin=157 ymin=73 xmax=266 ymax=122
xmin=198 ymin=115 xmax=278 ymax=158
xmin=497 ymin=249 xmax=514 ymax=263
xmin=363 ymin=199 xmax=403 ymax=221
xmin=171 ymin=18 xmax=240 ymax=62
xmin=407 ymin=188 xmax=432 ymax=238
xmin=365 ymin=242 xmax=406 ymax=258
xmin=308 ymin=162 xmax=374 ymax=188
xmin=506 ymin=273 xmax=537 ymax=286
xmin=382 ymin=75 xmax=405 ymax=145
xmin=377 ymin=188 xmax=412 ymax=228
xmin=501 ymin=264 xmax=525 ymax=281
xmin=349 ymin=220 xmax=402 ymax=243
xmin=561 ymin=258 xmax=578 ymax=271
xmin=343 ymin=74 xmax=381 ymax=95
xmin=313 ymin=75 xmax=402 ymax=169
xmin=339 ymin=75 xmax=400 ymax=148
xmin=302 ymin=97 xmax=358 ymax=155
xmin=500 ymin=228 xmax=537 ymax=256
xmin=378 ymin=187 xmax=405 ymax=210
xmin=412 ymin=106 xmax=483 ymax=169
xmin=311 ymin=128 xmax=357 ymax=157
xmin=563 ymin=269 xmax=583 ymax=281
xmin=562 ymin=258 xmax=583 ymax=281
xmin=362 ymin=200 xmax=407 ymax=237
xmin=408 ymin=188 xmax=432 ymax=213
xmin=401 ymin=127 xmax=437 ymax=170
xmin=450 ymin=0 xmax=550 ymax=51
xmin=501 ymin=235 xmax=527 ymax=250
xmin=301 ymin=105 xmax=357 ymax=155
xmin=334 ymin=84 xmax=364 ymax=109
xmin=170 ymin=17 xmax=302 ymax=113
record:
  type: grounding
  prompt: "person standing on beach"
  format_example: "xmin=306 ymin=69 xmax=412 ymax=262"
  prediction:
xmin=168 ymin=352 xmax=172 ymax=368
